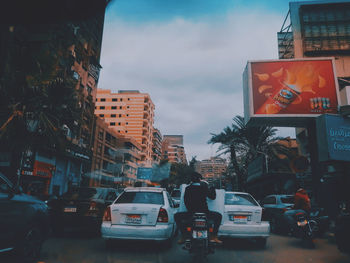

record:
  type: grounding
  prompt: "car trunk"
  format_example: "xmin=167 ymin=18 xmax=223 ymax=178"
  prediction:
xmin=110 ymin=203 xmax=162 ymax=226
xmin=223 ymin=205 xmax=262 ymax=225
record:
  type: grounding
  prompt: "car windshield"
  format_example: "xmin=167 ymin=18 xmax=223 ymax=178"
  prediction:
xmin=225 ymin=193 xmax=259 ymax=206
xmin=171 ymin=190 xmax=181 ymax=198
xmin=281 ymin=196 xmax=294 ymax=204
xmin=115 ymin=191 xmax=164 ymax=205
xmin=64 ymin=188 xmax=103 ymax=200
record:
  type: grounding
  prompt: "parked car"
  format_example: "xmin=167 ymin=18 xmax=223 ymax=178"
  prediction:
xmin=218 ymin=191 xmax=270 ymax=248
xmin=101 ymin=187 xmax=177 ymax=247
xmin=260 ymin=194 xmax=294 ymax=233
xmin=170 ymin=188 xmax=181 ymax=207
xmin=50 ymin=187 xmax=119 ymax=234
xmin=0 ymin=172 xmax=50 ymax=262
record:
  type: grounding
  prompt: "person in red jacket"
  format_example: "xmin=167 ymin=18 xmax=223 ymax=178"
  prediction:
xmin=284 ymin=188 xmax=311 ymax=233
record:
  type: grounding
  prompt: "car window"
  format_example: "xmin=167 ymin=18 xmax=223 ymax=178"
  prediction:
xmin=281 ymin=196 xmax=294 ymax=204
xmin=0 ymin=176 xmax=10 ymax=194
xmin=225 ymin=193 xmax=259 ymax=206
xmin=64 ymin=188 xmax=102 ymax=200
xmin=171 ymin=190 xmax=181 ymax=198
xmin=115 ymin=191 xmax=164 ymax=205
xmin=106 ymin=190 xmax=117 ymax=201
xmin=262 ymin=196 xmax=276 ymax=205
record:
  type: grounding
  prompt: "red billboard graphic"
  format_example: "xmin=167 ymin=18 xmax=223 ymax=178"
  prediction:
xmin=33 ymin=161 xmax=54 ymax=178
xmin=250 ymin=59 xmax=338 ymax=115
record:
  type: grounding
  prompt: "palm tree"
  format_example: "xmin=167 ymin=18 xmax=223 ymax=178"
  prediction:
xmin=208 ymin=115 xmax=290 ymax=190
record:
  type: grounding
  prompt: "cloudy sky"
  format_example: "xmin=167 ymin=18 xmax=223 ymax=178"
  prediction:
xmin=98 ymin=0 xmax=314 ymax=161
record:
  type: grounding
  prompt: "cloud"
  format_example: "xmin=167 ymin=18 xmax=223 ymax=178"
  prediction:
xmin=98 ymin=8 xmax=295 ymax=161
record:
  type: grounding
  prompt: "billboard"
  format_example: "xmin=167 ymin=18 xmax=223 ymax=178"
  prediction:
xmin=243 ymin=58 xmax=340 ymax=126
xmin=316 ymin=114 xmax=350 ymax=162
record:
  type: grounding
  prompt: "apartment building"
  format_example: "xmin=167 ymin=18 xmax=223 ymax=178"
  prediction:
xmin=152 ymin=128 xmax=163 ymax=163
xmin=161 ymin=135 xmax=187 ymax=164
xmin=95 ymin=89 xmax=155 ymax=163
xmin=91 ymin=117 xmax=141 ymax=187
xmin=195 ymin=157 xmax=227 ymax=182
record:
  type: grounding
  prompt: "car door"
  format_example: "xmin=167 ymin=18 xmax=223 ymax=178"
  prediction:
xmin=0 ymin=175 xmax=22 ymax=249
xmin=261 ymin=196 xmax=277 ymax=220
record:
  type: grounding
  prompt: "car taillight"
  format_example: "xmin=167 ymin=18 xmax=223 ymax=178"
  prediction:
xmin=103 ymin=206 xmax=111 ymax=222
xmin=157 ymin=208 xmax=168 ymax=223
xmin=89 ymin=201 xmax=97 ymax=211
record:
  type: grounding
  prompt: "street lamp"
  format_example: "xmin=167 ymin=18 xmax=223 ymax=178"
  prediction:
xmin=256 ymin=150 xmax=268 ymax=174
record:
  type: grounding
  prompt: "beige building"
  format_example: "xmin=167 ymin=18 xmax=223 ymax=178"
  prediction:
xmin=195 ymin=157 xmax=227 ymax=183
xmin=95 ymin=89 xmax=155 ymax=164
xmin=161 ymin=135 xmax=187 ymax=164
xmin=91 ymin=117 xmax=141 ymax=187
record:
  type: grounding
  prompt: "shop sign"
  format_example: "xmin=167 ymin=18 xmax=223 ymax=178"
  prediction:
xmin=243 ymin=58 xmax=340 ymax=126
xmin=33 ymin=161 xmax=54 ymax=178
xmin=316 ymin=114 xmax=350 ymax=162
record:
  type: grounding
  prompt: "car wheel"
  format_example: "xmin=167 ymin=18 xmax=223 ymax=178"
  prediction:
xmin=255 ymin=238 xmax=267 ymax=249
xmin=16 ymin=226 xmax=43 ymax=262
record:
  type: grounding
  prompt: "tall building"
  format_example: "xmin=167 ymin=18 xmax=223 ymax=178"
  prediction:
xmin=0 ymin=10 xmax=106 ymax=196
xmin=152 ymin=128 xmax=163 ymax=163
xmin=95 ymin=89 xmax=155 ymax=163
xmin=195 ymin=157 xmax=227 ymax=184
xmin=161 ymin=135 xmax=187 ymax=164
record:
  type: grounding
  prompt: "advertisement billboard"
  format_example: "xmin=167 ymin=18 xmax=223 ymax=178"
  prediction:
xmin=243 ymin=58 xmax=340 ymax=126
xmin=316 ymin=114 xmax=350 ymax=162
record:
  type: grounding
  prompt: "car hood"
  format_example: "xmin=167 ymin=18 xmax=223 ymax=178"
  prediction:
xmin=12 ymin=193 xmax=46 ymax=205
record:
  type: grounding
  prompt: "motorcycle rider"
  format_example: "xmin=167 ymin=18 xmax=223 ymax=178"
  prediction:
xmin=284 ymin=188 xmax=311 ymax=233
xmin=174 ymin=171 xmax=222 ymax=244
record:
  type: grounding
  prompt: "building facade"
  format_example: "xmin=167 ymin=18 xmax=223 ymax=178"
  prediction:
xmin=95 ymin=89 xmax=155 ymax=164
xmin=161 ymin=135 xmax=187 ymax=164
xmin=195 ymin=157 xmax=227 ymax=185
xmin=152 ymin=128 xmax=163 ymax=163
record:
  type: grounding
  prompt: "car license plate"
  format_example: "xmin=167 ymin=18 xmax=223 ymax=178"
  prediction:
xmin=125 ymin=214 xmax=141 ymax=224
xmin=297 ymin=220 xmax=308 ymax=226
xmin=230 ymin=215 xmax=247 ymax=223
xmin=192 ymin=230 xmax=208 ymax=239
xmin=64 ymin=207 xmax=77 ymax=213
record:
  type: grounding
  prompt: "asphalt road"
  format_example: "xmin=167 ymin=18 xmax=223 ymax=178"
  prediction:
xmin=1 ymin=233 xmax=349 ymax=263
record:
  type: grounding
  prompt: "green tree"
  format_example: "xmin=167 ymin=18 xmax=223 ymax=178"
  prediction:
xmin=208 ymin=115 xmax=290 ymax=190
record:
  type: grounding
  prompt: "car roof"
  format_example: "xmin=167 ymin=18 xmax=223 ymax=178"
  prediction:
xmin=225 ymin=191 xmax=252 ymax=195
xmin=265 ymin=194 xmax=294 ymax=198
xmin=124 ymin=187 xmax=165 ymax=192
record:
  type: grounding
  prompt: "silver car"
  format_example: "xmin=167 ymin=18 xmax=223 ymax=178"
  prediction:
xmin=218 ymin=191 xmax=270 ymax=248
xmin=101 ymin=187 xmax=177 ymax=247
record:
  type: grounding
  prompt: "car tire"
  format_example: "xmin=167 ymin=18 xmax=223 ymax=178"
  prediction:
xmin=255 ymin=238 xmax=267 ymax=249
xmin=16 ymin=225 xmax=44 ymax=262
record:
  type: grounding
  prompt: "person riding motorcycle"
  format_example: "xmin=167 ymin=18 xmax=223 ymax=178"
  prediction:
xmin=284 ymin=188 xmax=311 ymax=232
xmin=174 ymin=171 xmax=222 ymax=244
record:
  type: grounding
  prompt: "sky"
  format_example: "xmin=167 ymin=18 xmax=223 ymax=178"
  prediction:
xmin=98 ymin=0 xmax=315 ymax=161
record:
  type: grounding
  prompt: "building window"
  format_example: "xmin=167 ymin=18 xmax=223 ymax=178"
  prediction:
xmin=119 ymin=114 xmax=122 ymax=117
xmin=110 ymin=122 xmax=115 ymax=126
xmin=111 ymin=114 xmax=116 ymax=117
xmin=99 ymin=106 xmax=105 ymax=109
xmin=99 ymin=114 xmax=104 ymax=117
xmin=120 ymin=98 xmax=123 ymax=102
xmin=125 ymin=131 xmax=128 ymax=133
xmin=98 ymin=131 xmax=104 ymax=140
xmin=100 ymin=98 xmax=106 ymax=102
xmin=126 ymin=114 xmax=129 ymax=117
xmin=118 ymin=130 xmax=120 ymax=133
xmin=95 ymin=98 xmax=97 ymax=102
xmin=118 ymin=122 xmax=121 ymax=125
xmin=126 ymin=122 xmax=128 ymax=125
xmin=128 ymin=98 xmax=130 ymax=101
xmin=111 ymin=106 xmax=117 ymax=110
xmin=112 ymin=98 xmax=118 ymax=102
xmin=127 ymin=106 xmax=130 ymax=109
xmin=119 ymin=106 xmax=122 ymax=109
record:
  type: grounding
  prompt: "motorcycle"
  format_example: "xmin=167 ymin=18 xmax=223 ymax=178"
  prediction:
xmin=182 ymin=213 xmax=215 ymax=262
xmin=292 ymin=211 xmax=317 ymax=248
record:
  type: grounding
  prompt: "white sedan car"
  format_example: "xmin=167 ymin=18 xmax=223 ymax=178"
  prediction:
xmin=101 ymin=187 xmax=177 ymax=247
xmin=218 ymin=191 xmax=270 ymax=248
